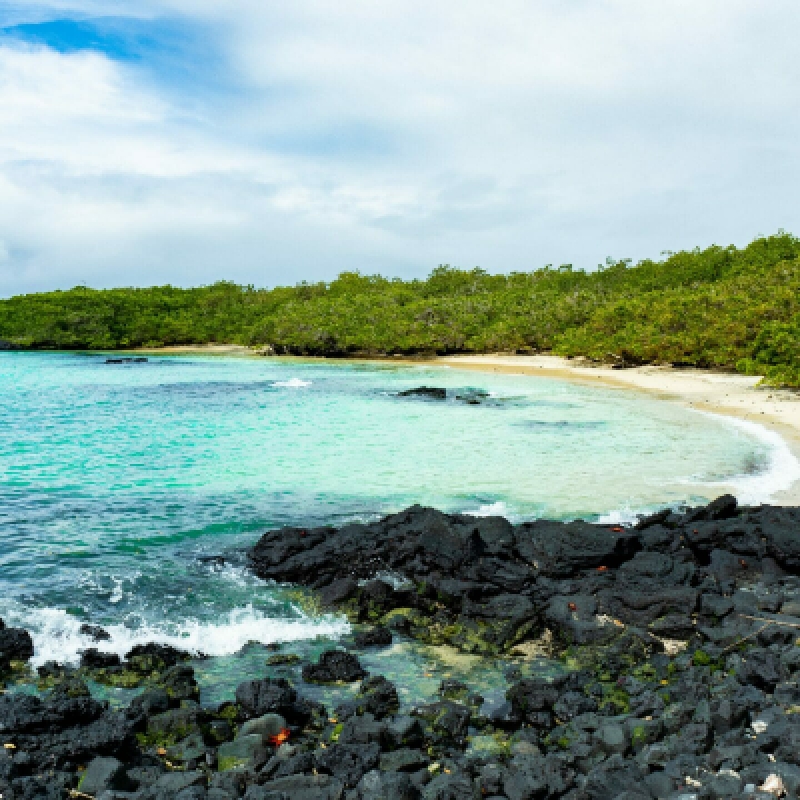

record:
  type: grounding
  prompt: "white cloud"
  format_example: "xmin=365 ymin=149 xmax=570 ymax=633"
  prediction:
xmin=1 ymin=1 xmax=799 ymax=295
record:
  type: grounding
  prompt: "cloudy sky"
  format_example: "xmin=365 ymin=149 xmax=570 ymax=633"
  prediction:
xmin=0 ymin=1 xmax=798 ymax=296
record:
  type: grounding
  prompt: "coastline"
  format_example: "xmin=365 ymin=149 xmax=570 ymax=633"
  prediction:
xmin=433 ymin=354 xmax=800 ymax=505
xmin=6 ymin=353 xmax=800 ymax=795
xmin=122 ymin=345 xmax=800 ymax=505
xmin=127 ymin=343 xmax=256 ymax=356
xmin=7 ymin=495 xmax=800 ymax=796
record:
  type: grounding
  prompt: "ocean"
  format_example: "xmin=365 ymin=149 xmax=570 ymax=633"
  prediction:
xmin=0 ymin=351 xmax=793 ymax=702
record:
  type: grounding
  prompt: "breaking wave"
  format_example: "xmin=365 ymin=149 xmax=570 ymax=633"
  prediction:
xmin=2 ymin=603 xmax=349 ymax=667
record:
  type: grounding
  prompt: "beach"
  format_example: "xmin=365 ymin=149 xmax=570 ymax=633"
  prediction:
xmin=434 ymin=354 xmax=800 ymax=505
xmin=124 ymin=345 xmax=800 ymax=505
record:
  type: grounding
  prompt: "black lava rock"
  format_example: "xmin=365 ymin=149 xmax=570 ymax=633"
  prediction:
xmin=80 ymin=648 xmax=121 ymax=669
xmin=79 ymin=623 xmax=112 ymax=642
xmin=354 ymin=625 xmax=393 ymax=648
xmin=397 ymin=386 xmax=447 ymax=399
xmin=302 ymin=649 xmax=368 ymax=683
xmin=0 ymin=626 xmax=34 ymax=666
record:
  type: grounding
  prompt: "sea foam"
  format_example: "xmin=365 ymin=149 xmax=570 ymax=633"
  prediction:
xmin=2 ymin=603 xmax=349 ymax=667
xmin=596 ymin=506 xmax=645 ymax=527
xmin=271 ymin=378 xmax=312 ymax=388
xmin=691 ymin=412 xmax=800 ymax=505
xmin=464 ymin=500 xmax=516 ymax=519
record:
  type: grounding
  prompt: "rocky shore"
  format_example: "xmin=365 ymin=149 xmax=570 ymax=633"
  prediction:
xmin=4 ymin=496 xmax=800 ymax=799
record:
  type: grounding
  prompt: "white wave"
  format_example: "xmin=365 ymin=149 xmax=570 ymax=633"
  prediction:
xmin=463 ymin=500 xmax=514 ymax=519
xmin=596 ymin=507 xmax=643 ymax=527
xmin=2 ymin=604 xmax=349 ymax=667
xmin=78 ymin=571 xmax=141 ymax=606
xmin=271 ymin=378 xmax=312 ymax=388
xmin=690 ymin=412 xmax=800 ymax=505
xmin=109 ymin=576 xmax=125 ymax=604
xmin=203 ymin=561 xmax=262 ymax=589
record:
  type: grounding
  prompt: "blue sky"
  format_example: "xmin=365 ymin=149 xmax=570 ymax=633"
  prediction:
xmin=0 ymin=1 xmax=799 ymax=295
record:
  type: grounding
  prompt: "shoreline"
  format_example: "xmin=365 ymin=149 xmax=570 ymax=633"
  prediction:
xmin=7 ymin=496 xmax=800 ymax=796
xmin=432 ymin=354 xmax=800 ymax=506
xmin=123 ymin=345 xmax=800 ymax=504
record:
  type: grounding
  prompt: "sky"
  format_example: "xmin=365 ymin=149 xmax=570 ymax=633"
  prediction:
xmin=0 ymin=2 xmax=799 ymax=296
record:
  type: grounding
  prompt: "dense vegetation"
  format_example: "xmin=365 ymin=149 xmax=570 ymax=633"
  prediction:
xmin=1 ymin=232 xmax=799 ymax=386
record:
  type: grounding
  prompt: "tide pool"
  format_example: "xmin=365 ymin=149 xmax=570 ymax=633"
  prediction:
xmin=0 ymin=352 xmax=788 ymax=671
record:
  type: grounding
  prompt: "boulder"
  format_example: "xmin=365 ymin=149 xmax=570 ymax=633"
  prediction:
xmin=420 ymin=771 xmax=474 ymax=799
xmin=379 ymin=748 xmax=430 ymax=773
xmin=737 ymin=650 xmax=787 ymax=691
xmin=137 ymin=771 xmax=207 ymax=798
xmin=146 ymin=706 xmax=203 ymax=742
xmin=412 ymin=701 xmax=470 ymax=743
xmin=337 ymin=712 xmax=387 ymax=746
xmin=236 ymin=677 xmax=297 ymax=717
xmin=358 ymin=769 xmax=420 ymax=799
xmin=314 ymin=741 xmax=380 ymax=788
xmin=166 ymin=732 xmax=207 ymax=765
xmin=77 ymin=756 xmax=131 ymax=794
xmin=160 ymin=663 xmax=199 ymax=702
xmin=80 ymin=648 xmax=121 ymax=669
xmin=238 ymin=713 xmax=287 ymax=742
xmin=129 ymin=688 xmax=170 ymax=717
xmin=354 ymin=625 xmax=393 ymax=648
xmin=506 ymin=676 xmax=567 ymax=724
xmin=245 ymin=774 xmax=344 ymax=799
xmin=125 ymin=642 xmax=191 ymax=671
xmin=302 ymin=650 xmax=367 ymax=683
xmin=0 ymin=626 xmax=34 ymax=666
xmin=545 ymin=594 xmax=617 ymax=645
xmin=218 ymin=734 xmax=269 ymax=772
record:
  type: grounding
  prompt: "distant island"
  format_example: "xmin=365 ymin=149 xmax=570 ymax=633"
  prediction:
xmin=1 ymin=233 xmax=798 ymax=388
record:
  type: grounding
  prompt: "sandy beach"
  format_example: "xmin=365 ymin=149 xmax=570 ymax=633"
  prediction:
xmin=435 ymin=354 xmax=800 ymax=505
xmin=129 ymin=343 xmax=255 ymax=356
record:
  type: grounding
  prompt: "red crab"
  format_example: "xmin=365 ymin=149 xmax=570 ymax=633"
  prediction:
xmin=268 ymin=728 xmax=291 ymax=747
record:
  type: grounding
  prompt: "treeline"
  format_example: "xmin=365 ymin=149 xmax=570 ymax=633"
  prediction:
xmin=1 ymin=233 xmax=799 ymax=386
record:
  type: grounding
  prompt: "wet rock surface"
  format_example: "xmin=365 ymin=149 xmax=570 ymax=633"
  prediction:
xmin=5 ymin=496 xmax=800 ymax=798
xmin=396 ymin=387 xmax=447 ymax=400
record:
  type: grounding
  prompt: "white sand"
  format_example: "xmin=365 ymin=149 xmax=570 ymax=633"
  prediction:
xmin=435 ymin=354 xmax=800 ymax=505
xmin=130 ymin=344 xmax=254 ymax=356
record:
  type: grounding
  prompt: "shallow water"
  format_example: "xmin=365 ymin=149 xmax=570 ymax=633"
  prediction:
xmin=0 ymin=352 xmax=789 ymax=692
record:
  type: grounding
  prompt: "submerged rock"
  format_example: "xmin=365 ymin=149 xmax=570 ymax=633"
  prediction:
xmin=80 ymin=623 xmax=112 ymax=641
xmin=396 ymin=386 xmax=447 ymax=399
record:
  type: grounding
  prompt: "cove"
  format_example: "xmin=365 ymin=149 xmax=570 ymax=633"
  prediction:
xmin=0 ymin=351 xmax=782 ymax=669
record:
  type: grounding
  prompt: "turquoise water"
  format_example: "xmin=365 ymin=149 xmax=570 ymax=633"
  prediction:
xmin=0 ymin=352 xmax=785 ymax=676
